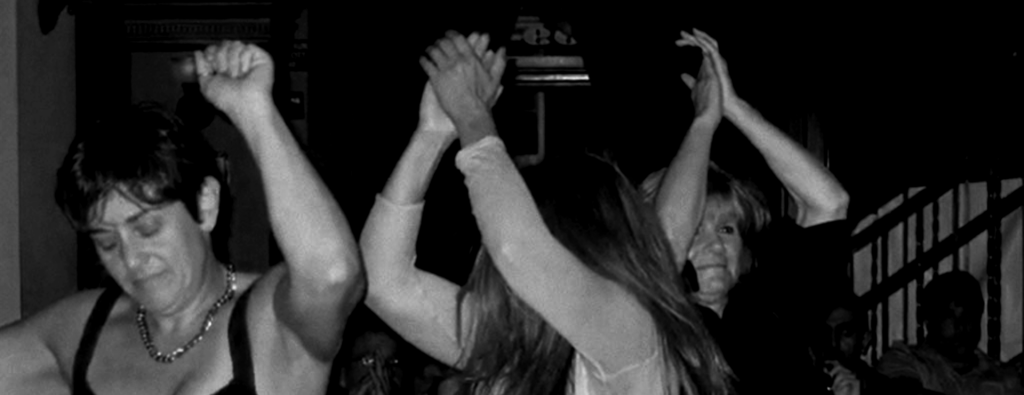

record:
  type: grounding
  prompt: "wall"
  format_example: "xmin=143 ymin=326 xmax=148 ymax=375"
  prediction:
xmin=1 ymin=0 xmax=21 ymax=326
xmin=16 ymin=0 xmax=79 ymax=317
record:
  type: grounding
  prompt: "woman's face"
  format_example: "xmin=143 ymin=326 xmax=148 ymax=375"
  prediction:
xmin=687 ymin=198 xmax=746 ymax=302
xmin=87 ymin=189 xmax=213 ymax=315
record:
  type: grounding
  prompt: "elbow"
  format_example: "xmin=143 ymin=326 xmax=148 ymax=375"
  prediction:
xmin=804 ymin=189 xmax=849 ymax=225
xmin=358 ymin=235 xmax=416 ymax=306
xmin=312 ymin=246 xmax=364 ymax=289
xmin=824 ymin=189 xmax=850 ymax=220
xmin=358 ymin=234 xmax=391 ymax=295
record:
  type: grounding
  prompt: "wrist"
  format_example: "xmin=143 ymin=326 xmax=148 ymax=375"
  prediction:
xmin=455 ymin=112 xmax=497 ymax=146
xmin=448 ymin=100 xmax=490 ymax=124
xmin=414 ymin=123 xmax=456 ymax=143
xmin=723 ymin=97 xmax=748 ymax=120
xmin=222 ymin=91 xmax=274 ymax=122
xmin=693 ymin=112 xmax=722 ymax=129
xmin=411 ymin=128 xmax=455 ymax=156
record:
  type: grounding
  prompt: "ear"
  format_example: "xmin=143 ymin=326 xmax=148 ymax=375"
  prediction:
xmin=198 ymin=176 xmax=221 ymax=232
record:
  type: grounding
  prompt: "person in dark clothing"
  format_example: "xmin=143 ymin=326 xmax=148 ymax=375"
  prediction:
xmin=877 ymin=271 xmax=1022 ymax=395
xmin=643 ymin=28 xmax=850 ymax=394
xmin=812 ymin=290 xmax=921 ymax=395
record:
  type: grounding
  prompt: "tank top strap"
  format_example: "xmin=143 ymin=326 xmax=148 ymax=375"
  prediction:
xmin=223 ymin=286 xmax=256 ymax=392
xmin=72 ymin=286 xmax=123 ymax=395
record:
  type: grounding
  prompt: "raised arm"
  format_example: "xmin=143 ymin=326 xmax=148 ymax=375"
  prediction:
xmin=691 ymin=29 xmax=849 ymax=226
xmin=653 ymin=32 xmax=725 ymax=270
xmin=195 ymin=42 xmax=361 ymax=361
xmin=427 ymin=32 xmax=656 ymax=375
xmin=362 ymin=34 xmax=504 ymax=367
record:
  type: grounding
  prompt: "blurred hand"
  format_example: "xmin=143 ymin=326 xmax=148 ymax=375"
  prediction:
xmin=828 ymin=361 xmax=862 ymax=395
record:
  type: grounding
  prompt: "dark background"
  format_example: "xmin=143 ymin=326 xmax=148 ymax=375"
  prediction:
xmin=308 ymin=5 xmax=1021 ymax=283
xmin=15 ymin=2 xmax=1017 ymax=386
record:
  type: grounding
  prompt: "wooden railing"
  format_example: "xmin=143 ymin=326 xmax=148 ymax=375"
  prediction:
xmin=853 ymin=176 xmax=1023 ymax=361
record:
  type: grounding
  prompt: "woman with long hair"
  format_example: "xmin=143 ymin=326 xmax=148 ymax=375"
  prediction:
xmin=361 ymin=32 xmax=731 ymax=394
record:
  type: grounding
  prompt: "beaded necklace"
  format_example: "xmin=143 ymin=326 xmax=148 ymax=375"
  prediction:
xmin=136 ymin=264 xmax=237 ymax=364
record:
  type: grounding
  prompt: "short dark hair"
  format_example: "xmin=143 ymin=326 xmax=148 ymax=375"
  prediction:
xmin=822 ymin=290 xmax=867 ymax=329
xmin=922 ymin=271 xmax=983 ymax=323
xmin=55 ymin=102 xmax=230 ymax=256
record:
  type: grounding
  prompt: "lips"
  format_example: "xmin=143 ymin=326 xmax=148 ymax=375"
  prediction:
xmin=132 ymin=269 xmax=169 ymax=287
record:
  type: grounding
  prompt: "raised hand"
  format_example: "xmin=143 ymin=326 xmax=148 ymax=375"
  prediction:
xmin=417 ymin=32 xmax=506 ymax=140
xmin=420 ymin=31 xmax=504 ymax=125
xmin=194 ymin=41 xmax=274 ymax=116
xmin=676 ymin=29 xmax=722 ymax=122
xmin=466 ymin=32 xmax=507 ymax=109
xmin=677 ymin=29 xmax=738 ymax=114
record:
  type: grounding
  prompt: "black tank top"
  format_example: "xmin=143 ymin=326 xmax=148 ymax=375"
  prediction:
xmin=72 ymin=286 xmax=257 ymax=395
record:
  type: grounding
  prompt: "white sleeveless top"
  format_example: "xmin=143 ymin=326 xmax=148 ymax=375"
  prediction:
xmin=571 ymin=349 xmax=676 ymax=395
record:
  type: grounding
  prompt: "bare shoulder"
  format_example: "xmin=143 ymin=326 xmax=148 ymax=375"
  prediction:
xmin=0 ymin=288 xmax=107 ymax=391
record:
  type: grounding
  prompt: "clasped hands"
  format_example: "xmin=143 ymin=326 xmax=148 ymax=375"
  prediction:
xmin=418 ymin=32 xmax=506 ymax=139
xmin=676 ymin=28 xmax=736 ymax=124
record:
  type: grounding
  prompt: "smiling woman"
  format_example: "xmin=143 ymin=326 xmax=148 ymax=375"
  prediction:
xmin=0 ymin=41 xmax=363 ymax=395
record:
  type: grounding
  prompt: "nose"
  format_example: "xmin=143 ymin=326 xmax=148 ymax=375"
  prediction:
xmin=703 ymin=231 xmax=725 ymax=252
xmin=689 ymin=231 xmax=723 ymax=261
xmin=118 ymin=233 xmax=146 ymax=270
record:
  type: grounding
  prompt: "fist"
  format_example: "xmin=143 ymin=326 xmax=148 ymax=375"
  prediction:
xmin=194 ymin=41 xmax=274 ymax=114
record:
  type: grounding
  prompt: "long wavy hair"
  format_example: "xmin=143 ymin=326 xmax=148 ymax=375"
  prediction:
xmin=452 ymin=154 xmax=733 ymax=395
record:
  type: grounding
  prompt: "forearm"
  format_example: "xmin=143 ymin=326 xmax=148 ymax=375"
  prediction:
xmin=726 ymin=98 xmax=848 ymax=225
xmin=361 ymin=195 xmax=426 ymax=302
xmin=227 ymin=94 xmax=359 ymax=286
xmin=655 ymin=116 xmax=718 ymax=264
xmin=368 ymin=121 xmax=454 ymax=290
xmin=360 ymin=200 xmax=465 ymax=366
xmin=381 ymin=129 xmax=453 ymax=205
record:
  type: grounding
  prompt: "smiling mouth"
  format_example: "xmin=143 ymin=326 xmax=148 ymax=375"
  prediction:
xmin=694 ymin=263 xmax=727 ymax=271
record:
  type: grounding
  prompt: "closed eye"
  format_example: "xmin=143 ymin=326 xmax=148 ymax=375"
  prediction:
xmin=134 ymin=217 xmax=162 ymax=238
xmin=93 ymin=236 xmax=118 ymax=252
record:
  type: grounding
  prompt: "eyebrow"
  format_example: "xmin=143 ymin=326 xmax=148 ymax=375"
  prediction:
xmin=85 ymin=207 xmax=155 ymax=235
